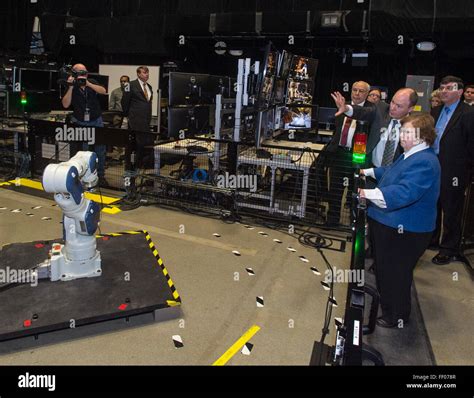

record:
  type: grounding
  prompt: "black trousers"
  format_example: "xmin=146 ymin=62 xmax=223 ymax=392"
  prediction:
xmin=369 ymin=218 xmax=432 ymax=323
xmin=432 ymin=184 xmax=466 ymax=256
xmin=327 ymin=148 xmax=353 ymax=223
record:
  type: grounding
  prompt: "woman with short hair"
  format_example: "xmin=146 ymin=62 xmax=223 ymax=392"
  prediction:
xmin=360 ymin=113 xmax=440 ymax=328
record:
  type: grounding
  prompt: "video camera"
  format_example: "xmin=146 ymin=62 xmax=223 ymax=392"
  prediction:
xmin=57 ymin=65 xmax=88 ymax=88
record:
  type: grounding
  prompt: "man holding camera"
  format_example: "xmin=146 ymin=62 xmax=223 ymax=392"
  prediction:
xmin=61 ymin=63 xmax=107 ymax=180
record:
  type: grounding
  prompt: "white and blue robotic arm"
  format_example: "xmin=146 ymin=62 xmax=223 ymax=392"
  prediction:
xmin=39 ymin=151 xmax=102 ymax=282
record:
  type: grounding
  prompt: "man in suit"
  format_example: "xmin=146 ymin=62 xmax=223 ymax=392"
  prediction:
xmin=463 ymin=84 xmax=474 ymax=106
xmin=121 ymin=66 xmax=154 ymax=169
xmin=430 ymin=76 xmax=474 ymax=265
xmin=331 ymin=87 xmax=418 ymax=168
xmin=325 ymin=81 xmax=372 ymax=225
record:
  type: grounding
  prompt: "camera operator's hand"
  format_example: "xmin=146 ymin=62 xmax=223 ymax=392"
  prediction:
xmin=67 ymin=75 xmax=75 ymax=86
xmin=85 ymin=79 xmax=107 ymax=95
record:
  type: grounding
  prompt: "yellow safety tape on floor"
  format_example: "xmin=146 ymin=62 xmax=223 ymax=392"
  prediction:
xmin=5 ymin=178 xmax=121 ymax=213
xmin=96 ymin=230 xmax=182 ymax=305
xmin=213 ymin=325 xmax=261 ymax=366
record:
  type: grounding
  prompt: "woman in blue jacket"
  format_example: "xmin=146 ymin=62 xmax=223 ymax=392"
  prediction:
xmin=360 ymin=113 xmax=440 ymax=328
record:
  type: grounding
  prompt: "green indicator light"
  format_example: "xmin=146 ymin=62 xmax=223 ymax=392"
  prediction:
xmin=352 ymin=153 xmax=366 ymax=163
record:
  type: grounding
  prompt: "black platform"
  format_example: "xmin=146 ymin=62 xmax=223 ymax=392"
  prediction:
xmin=0 ymin=231 xmax=181 ymax=341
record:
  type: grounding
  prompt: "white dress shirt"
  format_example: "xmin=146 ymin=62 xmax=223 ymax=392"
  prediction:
xmin=340 ymin=100 xmax=366 ymax=148
xmin=139 ymin=79 xmax=152 ymax=101
xmin=362 ymin=142 xmax=429 ymax=208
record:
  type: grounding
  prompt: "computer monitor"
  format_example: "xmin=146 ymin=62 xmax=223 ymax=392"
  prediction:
xmin=278 ymin=50 xmax=293 ymax=79
xmin=259 ymin=75 xmax=275 ymax=107
xmin=256 ymin=107 xmax=275 ymax=147
xmin=169 ymin=72 xmax=210 ymax=106
xmin=318 ymin=107 xmax=337 ymax=129
xmin=281 ymin=105 xmax=313 ymax=130
xmin=19 ymin=69 xmax=53 ymax=91
xmin=257 ymin=43 xmax=279 ymax=108
xmin=286 ymin=79 xmax=313 ymax=105
xmin=167 ymin=106 xmax=210 ymax=138
xmin=289 ymin=55 xmax=318 ymax=81
xmin=208 ymin=75 xmax=231 ymax=101
xmin=274 ymin=79 xmax=286 ymax=104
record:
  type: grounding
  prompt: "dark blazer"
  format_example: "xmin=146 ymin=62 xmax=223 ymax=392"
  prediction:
xmin=121 ymin=79 xmax=153 ymax=133
xmin=431 ymin=101 xmax=474 ymax=190
xmin=349 ymin=101 xmax=403 ymax=165
xmin=325 ymin=101 xmax=374 ymax=153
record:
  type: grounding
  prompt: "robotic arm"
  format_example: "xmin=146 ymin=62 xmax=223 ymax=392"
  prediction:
xmin=39 ymin=151 xmax=102 ymax=282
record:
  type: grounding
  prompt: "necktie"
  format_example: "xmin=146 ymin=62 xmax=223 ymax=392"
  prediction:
xmin=381 ymin=119 xmax=400 ymax=166
xmin=434 ymin=107 xmax=451 ymax=154
xmin=143 ymin=83 xmax=149 ymax=101
xmin=339 ymin=117 xmax=352 ymax=147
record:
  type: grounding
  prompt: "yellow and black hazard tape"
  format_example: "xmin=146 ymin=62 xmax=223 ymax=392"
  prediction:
xmin=1 ymin=178 xmax=122 ymax=214
xmin=96 ymin=230 xmax=181 ymax=306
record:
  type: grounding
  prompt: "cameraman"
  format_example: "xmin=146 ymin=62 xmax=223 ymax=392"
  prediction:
xmin=61 ymin=63 xmax=107 ymax=179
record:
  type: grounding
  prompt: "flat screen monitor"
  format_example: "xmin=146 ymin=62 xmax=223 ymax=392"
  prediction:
xmin=278 ymin=50 xmax=293 ymax=79
xmin=167 ymin=105 xmax=210 ymax=138
xmin=259 ymin=75 xmax=275 ymax=107
xmin=208 ymin=75 xmax=231 ymax=100
xmin=289 ymin=55 xmax=318 ymax=81
xmin=169 ymin=72 xmax=210 ymax=106
xmin=239 ymin=113 xmax=257 ymax=142
xmin=256 ymin=107 xmax=275 ymax=147
xmin=318 ymin=107 xmax=337 ymax=128
xmin=19 ymin=69 xmax=53 ymax=91
xmin=274 ymin=79 xmax=286 ymax=104
xmin=257 ymin=43 xmax=279 ymax=108
xmin=286 ymin=79 xmax=313 ymax=105
xmin=281 ymin=105 xmax=313 ymax=130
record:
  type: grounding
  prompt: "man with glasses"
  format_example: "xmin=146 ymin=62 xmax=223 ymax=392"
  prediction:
xmin=367 ymin=88 xmax=382 ymax=104
xmin=430 ymin=76 xmax=474 ymax=265
xmin=325 ymin=81 xmax=373 ymax=226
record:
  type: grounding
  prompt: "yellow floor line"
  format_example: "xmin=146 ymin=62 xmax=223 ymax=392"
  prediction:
xmin=101 ymin=206 xmax=122 ymax=215
xmin=9 ymin=178 xmax=43 ymax=190
xmin=212 ymin=325 xmax=261 ymax=366
xmin=6 ymin=178 xmax=121 ymax=213
xmin=84 ymin=192 xmax=119 ymax=205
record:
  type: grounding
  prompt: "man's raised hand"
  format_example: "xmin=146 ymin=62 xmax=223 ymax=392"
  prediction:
xmin=331 ymin=91 xmax=349 ymax=116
